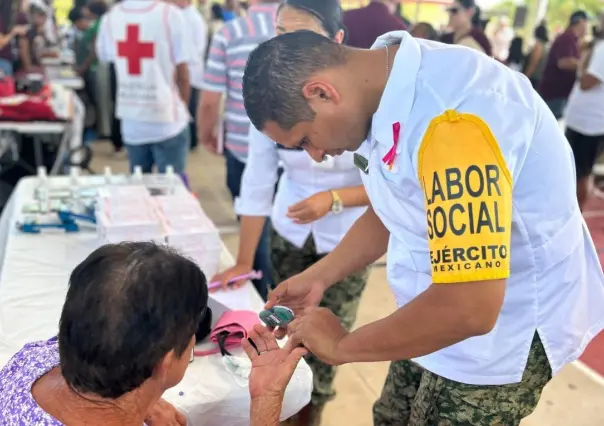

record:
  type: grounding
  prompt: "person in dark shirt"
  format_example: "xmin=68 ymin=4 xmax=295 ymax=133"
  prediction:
xmin=440 ymin=0 xmax=492 ymax=56
xmin=343 ymin=0 xmax=406 ymax=49
xmin=507 ymin=36 xmax=525 ymax=71
xmin=539 ymin=10 xmax=588 ymax=119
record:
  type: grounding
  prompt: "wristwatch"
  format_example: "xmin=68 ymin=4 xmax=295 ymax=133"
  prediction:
xmin=330 ymin=190 xmax=343 ymax=214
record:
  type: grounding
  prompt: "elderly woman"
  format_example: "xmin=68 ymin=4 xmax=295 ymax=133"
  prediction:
xmin=0 ymin=242 xmax=306 ymax=425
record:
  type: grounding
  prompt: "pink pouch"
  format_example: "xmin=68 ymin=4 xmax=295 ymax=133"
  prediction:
xmin=193 ymin=310 xmax=260 ymax=357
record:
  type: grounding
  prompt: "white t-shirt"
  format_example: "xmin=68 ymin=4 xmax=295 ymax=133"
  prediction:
xmin=565 ymin=41 xmax=604 ymax=136
xmin=96 ymin=1 xmax=191 ymax=145
xmin=182 ymin=5 xmax=208 ymax=89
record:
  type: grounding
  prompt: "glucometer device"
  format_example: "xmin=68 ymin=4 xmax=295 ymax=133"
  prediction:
xmin=259 ymin=306 xmax=295 ymax=328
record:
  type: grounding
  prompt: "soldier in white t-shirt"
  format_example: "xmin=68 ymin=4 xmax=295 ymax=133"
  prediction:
xmin=564 ymin=36 xmax=604 ymax=210
xmin=96 ymin=0 xmax=192 ymax=174
xmin=242 ymin=30 xmax=604 ymax=425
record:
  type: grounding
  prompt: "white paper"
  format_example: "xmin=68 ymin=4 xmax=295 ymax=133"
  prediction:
xmin=210 ymin=285 xmax=253 ymax=311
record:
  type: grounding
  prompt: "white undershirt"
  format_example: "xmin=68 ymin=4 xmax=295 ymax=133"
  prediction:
xmin=565 ymin=41 xmax=604 ymax=136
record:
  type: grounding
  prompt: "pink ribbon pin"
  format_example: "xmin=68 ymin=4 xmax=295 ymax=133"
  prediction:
xmin=382 ymin=122 xmax=401 ymax=171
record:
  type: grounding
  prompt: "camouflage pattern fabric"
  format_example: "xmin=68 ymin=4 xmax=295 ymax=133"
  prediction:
xmin=373 ymin=333 xmax=552 ymax=426
xmin=271 ymin=230 xmax=369 ymax=424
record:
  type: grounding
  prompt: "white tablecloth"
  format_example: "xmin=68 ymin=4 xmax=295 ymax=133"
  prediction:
xmin=0 ymin=177 xmax=312 ymax=425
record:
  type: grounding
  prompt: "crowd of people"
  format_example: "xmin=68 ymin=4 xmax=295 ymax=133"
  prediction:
xmin=0 ymin=0 xmax=603 ymax=425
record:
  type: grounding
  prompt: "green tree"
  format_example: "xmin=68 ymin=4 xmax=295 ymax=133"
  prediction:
xmin=545 ymin=0 xmax=602 ymax=30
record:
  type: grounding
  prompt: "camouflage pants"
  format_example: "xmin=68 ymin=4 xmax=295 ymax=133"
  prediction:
xmin=271 ymin=231 xmax=369 ymax=410
xmin=373 ymin=333 xmax=552 ymax=426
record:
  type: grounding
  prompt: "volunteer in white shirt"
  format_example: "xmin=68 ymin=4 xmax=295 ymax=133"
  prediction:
xmin=96 ymin=0 xmax=191 ymax=174
xmin=175 ymin=0 xmax=207 ymax=150
xmin=242 ymin=30 xmax=604 ymax=425
xmin=212 ymin=1 xmax=368 ymax=424
xmin=564 ymin=34 xmax=604 ymax=210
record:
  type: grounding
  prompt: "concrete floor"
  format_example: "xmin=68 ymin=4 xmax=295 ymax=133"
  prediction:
xmin=91 ymin=141 xmax=604 ymax=426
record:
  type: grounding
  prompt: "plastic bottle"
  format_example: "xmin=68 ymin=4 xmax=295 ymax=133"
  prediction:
xmin=69 ymin=168 xmax=81 ymax=208
xmin=165 ymin=165 xmax=176 ymax=195
xmin=36 ymin=166 xmax=49 ymax=213
xmin=104 ymin=166 xmax=113 ymax=185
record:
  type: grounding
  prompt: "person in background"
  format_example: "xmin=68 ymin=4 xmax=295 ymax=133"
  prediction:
xmin=96 ymin=0 xmax=191 ymax=175
xmin=441 ymin=0 xmax=492 ymax=56
xmin=492 ymin=16 xmax=514 ymax=62
xmin=506 ymin=36 xmax=525 ymax=71
xmin=212 ymin=1 xmax=369 ymax=424
xmin=68 ymin=6 xmax=96 ymax=144
xmin=564 ymin=19 xmax=604 ymax=211
xmin=0 ymin=242 xmax=308 ymax=426
xmin=524 ymin=22 xmax=549 ymax=89
xmin=67 ymin=7 xmax=89 ymax=51
xmin=344 ymin=0 xmax=406 ymax=49
xmin=76 ymin=1 xmax=106 ymax=79
xmin=539 ymin=10 xmax=588 ymax=119
xmin=198 ymin=0 xmax=281 ymax=300
xmin=223 ymin=0 xmax=240 ymax=21
xmin=19 ymin=4 xmax=55 ymax=71
xmin=0 ymin=23 xmax=29 ymax=76
xmin=211 ymin=2 xmax=225 ymax=21
xmin=410 ymin=22 xmax=438 ymax=41
xmin=209 ymin=3 xmax=226 ymax=38
xmin=175 ymin=0 xmax=207 ymax=150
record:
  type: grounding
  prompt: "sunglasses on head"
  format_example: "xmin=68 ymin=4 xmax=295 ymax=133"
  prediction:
xmin=447 ymin=7 xmax=460 ymax=14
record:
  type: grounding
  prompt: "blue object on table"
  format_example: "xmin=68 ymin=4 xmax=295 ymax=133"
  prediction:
xmin=17 ymin=208 xmax=96 ymax=233
xmin=57 ymin=209 xmax=96 ymax=224
xmin=18 ymin=220 xmax=80 ymax=233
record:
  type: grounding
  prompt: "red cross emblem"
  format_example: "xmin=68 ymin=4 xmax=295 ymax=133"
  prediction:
xmin=117 ymin=24 xmax=155 ymax=75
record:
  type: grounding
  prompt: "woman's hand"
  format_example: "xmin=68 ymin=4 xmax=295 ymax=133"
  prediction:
xmin=11 ymin=25 xmax=29 ymax=37
xmin=287 ymin=191 xmax=333 ymax=224
xmin=210 ymin=263 xmax=252 ymax=292
xmin=242 ymin=324 xmax=308 ymax=401
xmin=145 ymin=399 xmax=187 ymax=426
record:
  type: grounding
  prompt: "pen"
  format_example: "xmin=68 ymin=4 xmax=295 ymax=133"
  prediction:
xmin=207 ymin=270 xmax=263 ymax=290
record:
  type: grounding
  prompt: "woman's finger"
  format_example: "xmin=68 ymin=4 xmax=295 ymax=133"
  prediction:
xmin=241 ymin=337 xmax=258 ymax=361
xmin=248 ymin=326 xmax=269 ymax=353
xmin=287 ymin=206 xmax=312 ymax=220
xmin=286 ymin=347 xmax=308 ymax=369
xmin=254 ymin=324 xmax=279 ymax=351
xmin=232 ymin=279 xmax=247 ymax=289
xmin=175 ymin=411 xmax=187 ymax=426
xmin=287 ymin=200 xmax=307 ymax=213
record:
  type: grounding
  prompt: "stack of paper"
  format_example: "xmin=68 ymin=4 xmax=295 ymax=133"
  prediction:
xmin=155 ymin=194 xmax=222 ymax=278
xmin=94 ymin=187 xmax=222 ymax=278
xmin=96 ymin=186 xmax=163 ymax=244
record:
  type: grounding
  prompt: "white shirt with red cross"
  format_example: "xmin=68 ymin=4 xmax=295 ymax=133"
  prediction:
xmin=97 ymin=0 xmax=192 ymax=144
